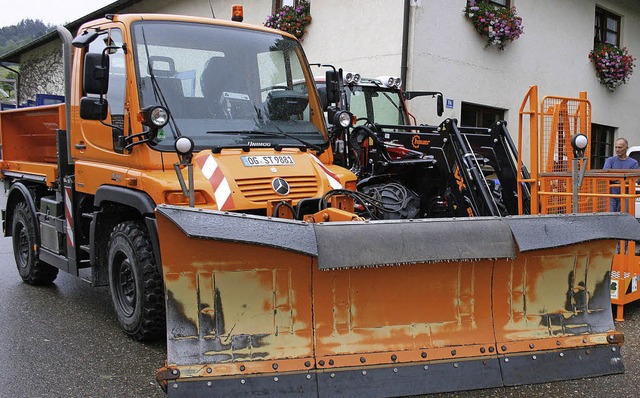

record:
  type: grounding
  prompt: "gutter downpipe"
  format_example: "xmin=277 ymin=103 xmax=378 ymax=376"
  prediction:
xmin=401 ymin=0 xmax=411 ymax=91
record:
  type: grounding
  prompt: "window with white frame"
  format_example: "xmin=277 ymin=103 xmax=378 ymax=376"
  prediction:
xmin=594 ymin=7 xmax=621 ymax=47
xmin=473 ymin=0 xmax=511 ymax=8
xmin=591 ymin=123 xmax=616 ymax=169
xmin=461 ymin=103 xmax=506 ymax=128
xmin=275 ymin=0 xmax=297 ymax=11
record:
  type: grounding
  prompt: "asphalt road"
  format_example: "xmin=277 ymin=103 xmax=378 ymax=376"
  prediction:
xmin=0 ymin=234 xmax=166 ymax=398
xmin=1 ymin=187 xmax=639 ymax=397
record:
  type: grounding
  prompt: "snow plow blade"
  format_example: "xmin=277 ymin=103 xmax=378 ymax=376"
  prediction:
xmin=154 ymin=205 xmax=640 ymax=397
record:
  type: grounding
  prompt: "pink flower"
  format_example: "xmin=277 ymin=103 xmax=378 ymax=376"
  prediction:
xmin=464 ymin=2 xmax=524 ymax=50
xmin=589 ymin=43 xmax=636 ymax=90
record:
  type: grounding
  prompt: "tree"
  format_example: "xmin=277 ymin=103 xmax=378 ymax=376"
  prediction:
xmin=0 ymin=19 xmax=53 ymax=56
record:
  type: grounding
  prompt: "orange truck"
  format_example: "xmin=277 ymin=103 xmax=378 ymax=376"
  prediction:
xmin=1 ymin=13 xmax=639 ymax=397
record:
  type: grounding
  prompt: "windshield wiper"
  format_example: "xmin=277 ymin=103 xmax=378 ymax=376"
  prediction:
xmin=371 ymin=82 xmax=403 ymax=114
xmin=250 ymin=129 xmax=327 ymax=155
xmin=207 ymin=128 xmax=327 ymax=154
xmin=205 ymin=127 xmax=327 ymax=155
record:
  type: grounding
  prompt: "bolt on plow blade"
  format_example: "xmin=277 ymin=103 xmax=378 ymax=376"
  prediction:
xmin=154 ymin=205 xmax=640 ymax=397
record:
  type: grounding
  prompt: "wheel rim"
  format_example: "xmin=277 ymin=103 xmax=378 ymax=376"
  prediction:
xmin=15 ymin=222 xmax=30 ymax=269
xmin=113 ymin=252 xmax=136 ymax=317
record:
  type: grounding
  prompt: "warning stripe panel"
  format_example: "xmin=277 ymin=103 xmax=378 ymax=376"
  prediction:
xmin=196 ymin=155 xmax=235 ymax=210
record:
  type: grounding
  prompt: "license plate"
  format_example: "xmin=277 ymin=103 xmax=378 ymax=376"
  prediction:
xmin=241 ymin=155 xmax=295 ymax=166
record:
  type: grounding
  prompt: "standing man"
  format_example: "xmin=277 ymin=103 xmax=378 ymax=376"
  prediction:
xmin=603 ymin=137 xmax=639 ymax=212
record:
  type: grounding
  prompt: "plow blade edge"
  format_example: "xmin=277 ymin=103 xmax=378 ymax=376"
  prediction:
xmin=155 ymin=205 xmax=640 ymax=397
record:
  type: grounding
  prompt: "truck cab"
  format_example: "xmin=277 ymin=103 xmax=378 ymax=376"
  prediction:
xmin=72 ymin=14 xmax=350 ymax=210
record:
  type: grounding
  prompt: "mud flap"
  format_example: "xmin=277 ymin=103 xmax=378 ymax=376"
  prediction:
xmin=155 ymin=205 xmax=640 ymax=397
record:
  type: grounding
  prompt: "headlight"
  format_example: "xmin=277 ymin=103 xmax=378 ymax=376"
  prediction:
xmin=334 ymin=110 xmax=354 ymax=128
xmin=376 ymin=75 xmax=399 ymax=88
xmin=344 ymin=72 xmax=361 ymax=84
xmin=139 ymin=105 xmax=170 ymax=128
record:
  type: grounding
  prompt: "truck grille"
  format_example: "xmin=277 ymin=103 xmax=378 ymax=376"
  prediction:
xmin=236 ymin=176 xmax=319 ymax=203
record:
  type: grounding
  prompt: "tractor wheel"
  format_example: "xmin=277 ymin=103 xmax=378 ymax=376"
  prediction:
xmin=12 ymin=201 xmax=58 ymax=285
xmin=107 ymin=221 xmax=165 ymax=341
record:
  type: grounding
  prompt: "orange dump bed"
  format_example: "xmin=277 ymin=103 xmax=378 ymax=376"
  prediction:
xmin=0 ymin=104 xmax=62 ymax=185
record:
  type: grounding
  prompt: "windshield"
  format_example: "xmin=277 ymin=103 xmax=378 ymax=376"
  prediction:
xmin=346 ymin=85 xmax=408 ymax=125
xmin=131 ymin=21 xmax=324 ymax=151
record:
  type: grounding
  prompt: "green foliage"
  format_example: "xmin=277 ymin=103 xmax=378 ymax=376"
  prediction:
xmin=0 ymin=19 xmax=54 ymax=56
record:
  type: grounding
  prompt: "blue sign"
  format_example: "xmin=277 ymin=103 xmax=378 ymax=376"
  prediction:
xmin=446 ymin=98 xmax=454 ymax=109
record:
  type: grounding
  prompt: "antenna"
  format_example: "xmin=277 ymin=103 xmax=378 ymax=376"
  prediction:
xmin=208 ymin=0 xmax=216 ymax=18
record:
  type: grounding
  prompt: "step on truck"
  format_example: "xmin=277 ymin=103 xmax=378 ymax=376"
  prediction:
xmin=1 ymin=12 xmax=639 ymax=397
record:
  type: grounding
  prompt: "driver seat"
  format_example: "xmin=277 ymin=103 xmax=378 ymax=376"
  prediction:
xmin=200 ymin=56 xmax=255 ymax=119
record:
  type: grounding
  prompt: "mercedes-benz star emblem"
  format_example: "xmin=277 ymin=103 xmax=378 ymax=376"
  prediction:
xmin=272 ymin=177 xmax=290 ymax=195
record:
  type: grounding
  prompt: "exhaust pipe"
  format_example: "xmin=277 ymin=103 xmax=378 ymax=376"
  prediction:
xmin=56 ymin=25 xmax=74 ymax=167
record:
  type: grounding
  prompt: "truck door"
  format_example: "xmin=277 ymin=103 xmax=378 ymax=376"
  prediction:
xmin=75 ymin=27 xmax=129 ymax=162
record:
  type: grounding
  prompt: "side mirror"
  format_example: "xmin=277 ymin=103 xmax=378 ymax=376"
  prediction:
xmin=83 ymin=52 xmax=110 ymax=95
xmin=325 ymin=70 xmax=340 ymax=105
xmin=72 ymin=31 xmax=99 ymax=48
xmin=317 ymin=84 xmax=329 ymax=111
xmin=80 ymin=97 xmax=108 ymax=120
xmin=436 ymin=93 xmax=444 ymax=117
xmin=327 ymin=106 xmax=337 ymax=127
xmin=404 ymin=91 xmax=445 ymax=117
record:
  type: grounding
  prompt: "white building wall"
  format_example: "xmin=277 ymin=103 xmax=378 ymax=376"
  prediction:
xmin=411 ymin=1 xmax=639 ymax=141
xmin=294 ymin=0 xmax=405 ymax=78
xmin=239 ymin=0 xmax=639 ymax=152
xmin=124 ymin=0 xmax=272 ymax=22
xmin=127 ymin=0 xmax=405 ymax=78
xmin=402 ymin=0 xmax=640 ymax=163
xmin=17 ymin=40 xmax=64 ymax=104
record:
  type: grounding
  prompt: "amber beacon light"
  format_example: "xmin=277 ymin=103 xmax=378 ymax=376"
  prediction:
xmin=231 ymin=5 xmax=243 ymax=22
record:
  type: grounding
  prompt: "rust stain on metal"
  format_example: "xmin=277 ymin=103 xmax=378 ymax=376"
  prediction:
xmin=157 ymin=215 xmax=314 ymax=365
xmin=155 ymin=210 xmax=623 ymax=389
xmin=494 ymin=241 xmax=616 ymax=342
xmin=314 ymin=260 xmax=494 ymax=355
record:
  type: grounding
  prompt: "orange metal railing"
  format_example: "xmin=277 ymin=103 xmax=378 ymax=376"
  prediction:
xmin=518 ymin=85 xmax=640 ymax=321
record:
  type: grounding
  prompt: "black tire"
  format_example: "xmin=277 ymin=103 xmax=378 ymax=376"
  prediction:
xmin=107 ymin=221 xmax=165 ymax=341
xmin=12 ymin=201 xmax=58 ymax=285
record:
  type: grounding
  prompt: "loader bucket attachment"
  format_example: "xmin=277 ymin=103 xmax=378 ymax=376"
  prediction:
xmin=155 ymin=205 xmax=640 ymax=397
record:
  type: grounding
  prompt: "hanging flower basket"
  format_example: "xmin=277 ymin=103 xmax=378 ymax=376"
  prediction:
xmin=589 ymin=43 xmax=636 ymax=91
xmin=264 ymin=1 xmax=312 ymax=40
xmin=464 ymin=1 xmax=524 ymax=50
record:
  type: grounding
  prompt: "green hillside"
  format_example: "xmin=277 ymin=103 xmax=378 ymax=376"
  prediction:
xmin=0 ymin=19 xmax=53 ymax=56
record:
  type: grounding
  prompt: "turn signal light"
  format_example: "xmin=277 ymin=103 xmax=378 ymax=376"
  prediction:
xmin=165 ymin=191 xmax=207 ymax=205
xmin=345 ymin=180 xmax=357 ymax=191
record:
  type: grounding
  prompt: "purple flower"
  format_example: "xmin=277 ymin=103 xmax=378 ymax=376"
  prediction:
xmin=464 ymin=2 xmax=524 ymax=50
